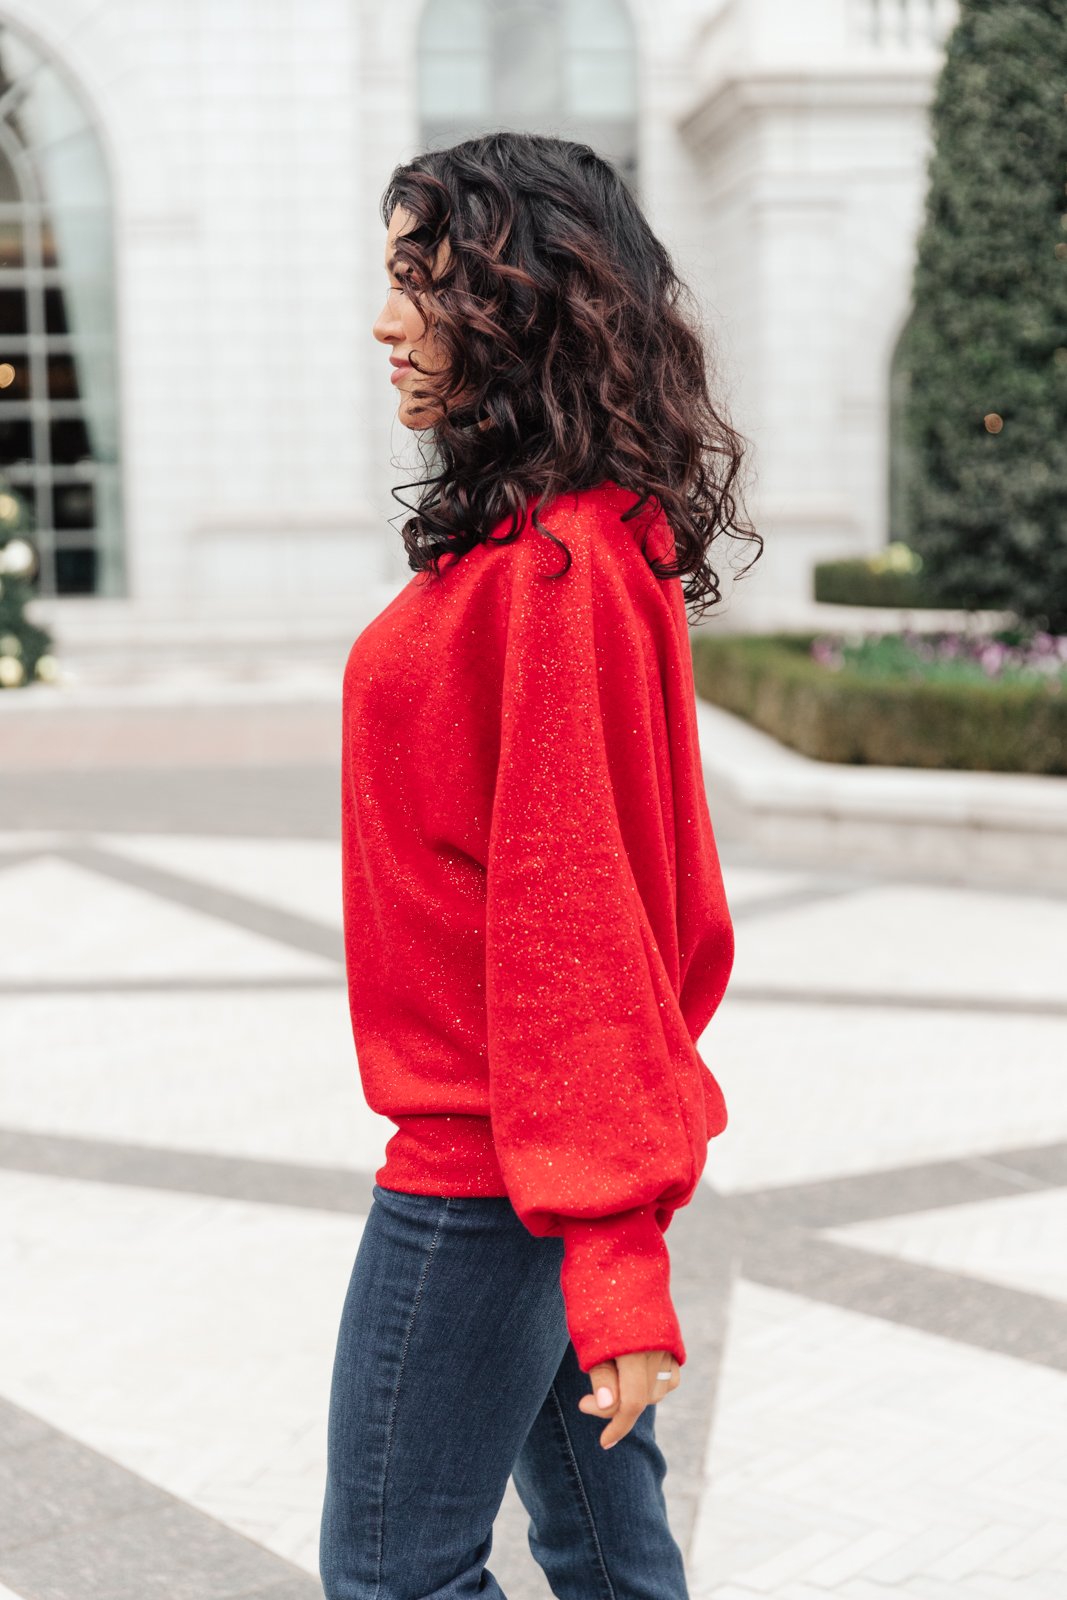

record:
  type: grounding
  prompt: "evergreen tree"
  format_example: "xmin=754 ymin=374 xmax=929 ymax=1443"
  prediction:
xmin=898 ymin=0 xmax=1067 ymax=633
xmin=0 ymin=483 xmax=56 ymax=689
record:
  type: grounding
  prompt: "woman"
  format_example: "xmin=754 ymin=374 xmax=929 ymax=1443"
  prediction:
xmin=320 ymin=130 xmax=761 ymax=1600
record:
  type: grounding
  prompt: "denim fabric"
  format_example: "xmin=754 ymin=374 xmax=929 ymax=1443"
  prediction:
xmin=319 ymin=1183 xmax=690 ymax=1600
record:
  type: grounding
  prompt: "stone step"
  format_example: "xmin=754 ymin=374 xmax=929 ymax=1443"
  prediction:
xmin=697 ymin=697 xmax=1067 ymax=892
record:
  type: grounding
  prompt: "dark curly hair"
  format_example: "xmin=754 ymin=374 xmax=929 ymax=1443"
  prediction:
xmin=380 ymin=129 xmax=762 ymax=619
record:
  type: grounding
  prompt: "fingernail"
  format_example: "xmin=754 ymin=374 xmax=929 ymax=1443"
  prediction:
xmin=596 ymin=1386 xmax=613 ymax=1407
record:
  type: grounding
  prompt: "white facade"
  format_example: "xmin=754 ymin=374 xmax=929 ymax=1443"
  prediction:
xmin=679 ymin=0 xmax=958 ymax=601
xmin=4 ymin=0 xmax=958 ymax=631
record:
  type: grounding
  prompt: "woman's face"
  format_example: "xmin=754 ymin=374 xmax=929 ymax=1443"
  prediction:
xmin=373 ymin=204 xmax=450 ymax=430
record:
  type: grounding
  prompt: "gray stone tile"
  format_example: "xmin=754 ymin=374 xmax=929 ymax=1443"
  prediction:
xmin=0 ymin=1399 xmax=51 ymax=1453
xmin=0 ymin=1402 xmax=319 ymax=1600
xmin=654 ymin=1183 xmax=741 ymax=1558
xmin=0 ymin=765 xmax=340 ymax=840
xmin=230 ymin=1584 xmax=325 ymax=1600
xmin=60 ymin=844 xmax=344 ymax=965
xmin=0 ymin=1498 xmax=318 ymax=1600
xmin=0 ymin=848 xmax=45 ymax=875
xmin=743 ymin=1231 xmax=1067 ymax=1371
xmin=0 ymin=975 xmax=343 ymax=996
xmin=0 ymin=1436 xmax=162 ymax=1554
xmin=983 ymin=1142 xmax=1067 ymax=1189
xmin=727 ymin=1145 xmax=1063 ymax=1231
xmin=0 ymin=1129 xmax=375 ymax=1216
xmin=723 ymin=982 xmax=1067 ymax=1017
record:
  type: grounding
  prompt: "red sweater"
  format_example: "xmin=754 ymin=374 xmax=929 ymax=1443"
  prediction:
xmin=340 ymin=479 xmax=733 ymax=1372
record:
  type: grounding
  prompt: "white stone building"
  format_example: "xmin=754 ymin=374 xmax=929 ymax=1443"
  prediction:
xmin=2 ymin=0 xmax=958 ymax=639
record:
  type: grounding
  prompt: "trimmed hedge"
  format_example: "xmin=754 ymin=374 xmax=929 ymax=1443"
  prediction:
xmin=813 ymin=556 xmax=933 ymax=609
xmin=690 ymin=633 xmax=1067 ymax=775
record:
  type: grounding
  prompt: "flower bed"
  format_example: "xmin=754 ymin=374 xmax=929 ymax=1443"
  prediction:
xmin=690 ymin=628 xmax=1067 ymax=775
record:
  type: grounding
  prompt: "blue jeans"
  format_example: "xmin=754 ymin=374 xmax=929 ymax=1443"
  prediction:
xmin=319 ymin=1183 xmax=690 ymax=1600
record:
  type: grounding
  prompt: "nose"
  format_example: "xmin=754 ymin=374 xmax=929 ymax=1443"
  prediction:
xmin=372 ymin=296 xmax=403 ymax=346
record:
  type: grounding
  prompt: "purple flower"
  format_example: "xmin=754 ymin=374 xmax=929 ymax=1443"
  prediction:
xmin=979 ymin=642 xmax=1007 ymax=677
xmin=811 ymin=637 xmax=844 ymax=671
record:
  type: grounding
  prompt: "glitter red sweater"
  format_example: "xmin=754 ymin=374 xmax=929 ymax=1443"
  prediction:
xmin=340 ymin=479 xmax=734 ymax=1372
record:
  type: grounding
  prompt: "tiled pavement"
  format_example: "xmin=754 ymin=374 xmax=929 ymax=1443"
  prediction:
xmin=1 ymin=752 xmax=1066 ymax=1598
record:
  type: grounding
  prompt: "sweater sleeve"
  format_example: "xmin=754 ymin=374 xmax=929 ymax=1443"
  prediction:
xmin=484 ymin=513 xmax=723 ymax=1373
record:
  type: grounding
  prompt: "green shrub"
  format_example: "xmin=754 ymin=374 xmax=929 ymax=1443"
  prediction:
xmin=813 ymin=542 xmax=936 ymax=608
xmin=690 ymin=633 xmax=1067 ymax=775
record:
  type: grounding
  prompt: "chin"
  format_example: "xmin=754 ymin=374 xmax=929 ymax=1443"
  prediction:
xmin=399 ymin=402 xmax=443 ymax=431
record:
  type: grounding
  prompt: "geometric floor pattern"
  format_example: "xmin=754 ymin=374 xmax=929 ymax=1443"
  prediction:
xmin=1 ymin=759 xmax=1065 ymax=1598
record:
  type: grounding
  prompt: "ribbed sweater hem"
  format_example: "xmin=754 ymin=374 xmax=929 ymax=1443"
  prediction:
xmin=375 ymin=1112 xmax=510 ymax=1196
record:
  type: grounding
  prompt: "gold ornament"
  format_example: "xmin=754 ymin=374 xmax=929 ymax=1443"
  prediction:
xmin=0 ymin=655 xmax=25 ymax=687
xmin=0 ymin=632 xmax=22 ymax=656
xmin=35 ymin=654 xmax=60 ymax=682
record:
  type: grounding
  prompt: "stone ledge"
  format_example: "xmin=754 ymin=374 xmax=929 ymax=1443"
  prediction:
xmin=695 ymin=596 xmax=1018 ymax=637
xmin=695 ymin=697 xmax=1067 ymax=892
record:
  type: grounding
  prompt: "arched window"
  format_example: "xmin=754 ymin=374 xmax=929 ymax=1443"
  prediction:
xmin=418 ymin=0 xmax=639 ymax=192
xmin=0 ymin=22 xmax=122 ymax=596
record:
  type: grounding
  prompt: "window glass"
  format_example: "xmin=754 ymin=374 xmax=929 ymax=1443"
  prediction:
xmin=565 ymin=0 xmax=635 ymax=51
xmin=419 ymin=53 xmax=492 ymax=119
xmin=419 ymin=0 xmax=638 ymax=194
xmin=564 ymin=49 xmax=637 ymax=117
xmin=420 ymin=0 xmax=489 ymax=52
xmin=0 ymin=22 xmax=123 ymax=596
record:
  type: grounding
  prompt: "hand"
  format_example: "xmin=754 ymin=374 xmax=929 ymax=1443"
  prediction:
xmin=577 ymin=1350 xmax=681 ymax=1449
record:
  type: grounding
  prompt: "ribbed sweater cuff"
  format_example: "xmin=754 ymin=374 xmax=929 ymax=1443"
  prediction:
xmin=559 ymin=1203 xmax=686 ymax=1373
